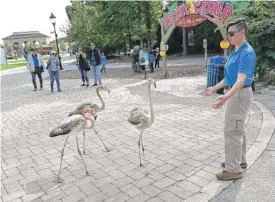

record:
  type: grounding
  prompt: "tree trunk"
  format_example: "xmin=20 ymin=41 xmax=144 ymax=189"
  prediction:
xmin=138 ymin=2 xmax=143 ymax=49
xmin=144 ymin=2 xmax=152 ymax=50
xmin=182 ymin=28 xmax=188 ymax=56
xmin=126 ymin=19 xmax=132 ymax=47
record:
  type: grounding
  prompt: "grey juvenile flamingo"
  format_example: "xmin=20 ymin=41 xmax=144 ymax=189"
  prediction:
xmin=68 ymin=86 xmax=110 ymax=153
xmin=127 ymin=78 xmax=156 ymax=175
xmin=49 ymin=107 xmax=97 ymax=182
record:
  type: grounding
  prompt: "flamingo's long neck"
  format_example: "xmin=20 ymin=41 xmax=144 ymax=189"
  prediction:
xmin=96 ymin=88 xmax=105 ymax=112
xmin=148 ymin=84 xmax=154 ymax=126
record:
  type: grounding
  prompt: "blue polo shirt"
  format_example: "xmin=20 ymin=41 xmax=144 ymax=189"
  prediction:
xmin=32 ymin=55 xmax=39 ymax=68
xmin=224 ymin=41 xmax=256 ymax=86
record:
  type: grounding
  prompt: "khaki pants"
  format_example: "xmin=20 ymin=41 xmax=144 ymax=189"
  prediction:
xmin=224 ymin=87 xmax=253 ymax=173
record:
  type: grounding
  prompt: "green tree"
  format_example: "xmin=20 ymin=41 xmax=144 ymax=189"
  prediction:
xmin=51 ymin=43 xmax=57 ymax=51
xmin=59 ymin=42 xmax=66 ymax=52
xmin=235 ymin=1 xmax=275 ymax=83
xmin=64 ymin=1 xmax=162 ymax=55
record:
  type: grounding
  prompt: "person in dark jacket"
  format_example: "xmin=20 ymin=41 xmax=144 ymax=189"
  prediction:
xmin=154 ymin=47 xmax=160 ymax=71
xmin=148 ymin=51 xmax=155 ymax=72
xmin=77 ymin=49 xmax=90 ymax=87
xmin=87 ymin=43 xmax=102 ymax=86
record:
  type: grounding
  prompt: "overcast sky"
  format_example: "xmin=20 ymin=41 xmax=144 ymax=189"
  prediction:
xmin=0 ymin=0 xmax=71 ymax=43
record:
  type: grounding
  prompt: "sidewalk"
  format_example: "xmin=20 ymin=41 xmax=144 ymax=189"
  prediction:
xmin=210 ymin=85 xmax=275 ymax=202
xmin=1 ymin=76 xmax=274 ymax=202
xmin=63 ymin=57 xmax=206 ymax=71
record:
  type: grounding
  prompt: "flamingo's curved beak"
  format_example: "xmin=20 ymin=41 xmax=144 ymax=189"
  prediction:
xmin=92 ymin=111 xmax=97 ymax=120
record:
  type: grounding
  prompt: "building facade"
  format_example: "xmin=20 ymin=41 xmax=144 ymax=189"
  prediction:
xmin=2 ymin=31 xmax=50 ymax=57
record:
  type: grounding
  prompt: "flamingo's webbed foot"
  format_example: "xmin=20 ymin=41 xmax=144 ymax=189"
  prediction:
xmin=56 ymin=177 xmax=64 ymax=183
xmin=145 ymin=172 xmax=150 ymax=177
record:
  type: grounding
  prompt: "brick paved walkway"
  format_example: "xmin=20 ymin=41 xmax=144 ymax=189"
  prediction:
xmin=1 ymin=75 xmax=274 ymax=202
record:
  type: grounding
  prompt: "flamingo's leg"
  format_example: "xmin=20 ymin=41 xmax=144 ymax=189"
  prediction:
xmin=94 ymin=128 xmax=110 ymax=152
xmin=56 ymin=136 xmax=70 ymax=183
xmin=76 ymin=136 xmax=89 ymax=176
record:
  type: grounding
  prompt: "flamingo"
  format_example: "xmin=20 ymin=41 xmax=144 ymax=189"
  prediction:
xmin=127 ymin=78 xmax=156 ymax=175
xmin=68 ymin=86 xmax=110 ymax=153
xmin=49 ymin=107 xmax=97 ymax=183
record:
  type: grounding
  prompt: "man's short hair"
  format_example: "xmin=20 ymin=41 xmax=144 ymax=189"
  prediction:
xmin=226 ymin=18 xmax=247 ymax=32
xmin=30 ymin=48 xmax=35 ymax=51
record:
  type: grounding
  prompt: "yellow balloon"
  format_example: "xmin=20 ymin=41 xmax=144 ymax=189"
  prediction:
xmin=160 ymin=51 xmax=166 ymax=57
xmin=220 ymin=40 xmax=230 ymax=49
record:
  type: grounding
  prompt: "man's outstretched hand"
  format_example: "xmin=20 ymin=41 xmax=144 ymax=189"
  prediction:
xmin=204 ymin=87 xmax=216 ymax=96
xmin=212 ymin=94 xmax=229 ymax=109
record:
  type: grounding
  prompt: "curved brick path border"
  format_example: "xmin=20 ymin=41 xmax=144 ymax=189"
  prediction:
xmin=1 ymin=77 xmax=274 ymax=202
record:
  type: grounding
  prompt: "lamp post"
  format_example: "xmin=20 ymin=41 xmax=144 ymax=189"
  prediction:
xmin=49 ymin=12 xmax=63 ymax=70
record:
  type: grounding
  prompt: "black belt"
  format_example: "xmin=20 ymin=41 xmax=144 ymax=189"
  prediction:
xmin=224 ymin=85 xmax=251 ymax=90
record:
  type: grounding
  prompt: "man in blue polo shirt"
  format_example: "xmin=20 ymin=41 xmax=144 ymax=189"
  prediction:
xmin=27 ymin=48 xmax=44 ymax=91
xmin=205 ymin=18 xmax=256 ymax=181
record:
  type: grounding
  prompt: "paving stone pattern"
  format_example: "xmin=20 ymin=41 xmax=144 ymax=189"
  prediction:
xmin=1 ymin=75 xmax=264 ymax=202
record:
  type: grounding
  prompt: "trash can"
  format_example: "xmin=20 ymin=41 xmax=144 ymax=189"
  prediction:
xmin=206 ymin=56 xmax=227 ymax=94
xmin=206 ymin=64 xmax=218 ymax=88
xmin=216 ymin=64 xmax=224 ymax=94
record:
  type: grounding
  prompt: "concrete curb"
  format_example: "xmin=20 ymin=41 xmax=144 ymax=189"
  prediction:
xmin=183 ymin=101 xmax=275 ymax=202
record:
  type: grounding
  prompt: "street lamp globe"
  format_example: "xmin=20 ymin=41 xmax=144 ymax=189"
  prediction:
xmin=49 ymin=12 xmax=56 ymax=25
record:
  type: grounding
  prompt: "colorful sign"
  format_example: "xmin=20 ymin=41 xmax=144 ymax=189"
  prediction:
xmin=191 ymin=1 xmax=233 ymax=19
xmin=161 ymin=0 xmax=234 ymax=30
xmin=176 ymin=15 xmax=206 ymax=28
xmin=160 ymin=50 xmax=166 ymax=57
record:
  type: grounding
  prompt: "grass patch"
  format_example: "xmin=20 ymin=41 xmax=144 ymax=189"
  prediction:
xmin=1 ymin=63 xmax=27 ymax=71
xmin=7 ymin=58 xmax=27 ymax=63
xmin=43 ymin=55 xmax=50 ymax=60
xmin=1 ymin=55 xmax=50 ymax=71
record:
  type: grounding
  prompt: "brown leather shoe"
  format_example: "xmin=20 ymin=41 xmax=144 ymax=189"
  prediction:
xmin=221 ymin=162 xmax=247 ymax=169
xmin=216 ymin=170 xmax=243 ymax=181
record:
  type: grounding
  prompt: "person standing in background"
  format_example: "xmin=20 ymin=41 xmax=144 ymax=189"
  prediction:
xmin=76 ymin=48 xmax=89 ymax=87
xmin=154 ymin=47 xmax=160 ymax=71
xmin=27 ymin=48 xmax=44 ymax=91
xmin=46 ymin=50 xmax=62 ymax=92
xmin=148 ymin=51 xmax=155 ymax=73
xmin=100 ymin=52 xmax=107 ymax=75
xmin=88 ymin=43 xmax=102 ymax=86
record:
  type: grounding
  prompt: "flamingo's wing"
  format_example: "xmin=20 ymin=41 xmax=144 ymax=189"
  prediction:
xmin=68 ymin=102 xmax=94 ymax=116
xmin=50 ymin=115 xmax=85 ymax=137
xmin=128 ymin=107 xmax=149 ymax=125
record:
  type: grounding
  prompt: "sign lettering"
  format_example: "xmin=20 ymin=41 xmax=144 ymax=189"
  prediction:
xmin=161 ymin=0 xmax=234 ymax=30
